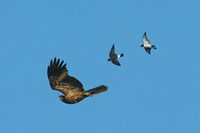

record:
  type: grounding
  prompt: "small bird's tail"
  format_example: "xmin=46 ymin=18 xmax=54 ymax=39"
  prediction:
xmin=152 ymin=45 xmax=157 ymax=49
xmin=85 ymin=85 xmax=108 ymax=96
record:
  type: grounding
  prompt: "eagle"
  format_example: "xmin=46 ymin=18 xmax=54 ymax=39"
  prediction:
xmin=47 ymin=58 xmax=108 ymax=104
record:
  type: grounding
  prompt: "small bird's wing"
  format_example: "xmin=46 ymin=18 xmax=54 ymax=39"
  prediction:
xmin=109 ymin=44 xmax=115 ymax=57
xmin=144 ymin=48 xmax=151 ymax=54
xmin=143 ymin=32 xmax=150 ymax=44
xmin=112 ymin=59 xmax=121 ymax=66
xmin=47 ymin=58 xmax=84 ymax=94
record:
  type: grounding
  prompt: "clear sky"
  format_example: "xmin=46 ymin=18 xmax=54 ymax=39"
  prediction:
xmin=0 ymin=0 xmax=200 ymax=133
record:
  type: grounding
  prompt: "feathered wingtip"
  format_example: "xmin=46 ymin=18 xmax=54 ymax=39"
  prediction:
xmin=47 ymin=57 xmax=67 ymax=77
xmin=47 ymin=57 xmax=68 ymax=88
xmin=85 ymin=85 xmax=108 ymax=96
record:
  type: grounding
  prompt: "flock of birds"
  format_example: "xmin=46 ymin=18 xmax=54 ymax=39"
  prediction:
xmin=47 ymin=32 xmax=157 ymax=104
xmin=108 ymin=32 xmax=156 ymax=66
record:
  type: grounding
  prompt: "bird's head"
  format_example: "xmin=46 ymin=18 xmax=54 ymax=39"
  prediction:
xmin=59 ymin=95 xmax=75 ymax=104
xmin=107 ymin=58 xmax=111 ymax=62
xmin=120 ymin=53 xmax=124 ymax=57
xmin=59 ymin=95 xmax=65 ymax=102
xmin=141 ymin=44 xmax=144 ymax=47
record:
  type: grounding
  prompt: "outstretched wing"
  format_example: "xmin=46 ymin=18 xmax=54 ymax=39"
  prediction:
xmin=47 ymin=58 xmax=84 ymax=94
xmin=143 ymin=32 xmax=150 ymax=44
xmin=111 ymin=59 xmax=121 ymax=66
xmin=109 ymin=44 xmax=115 ymax=57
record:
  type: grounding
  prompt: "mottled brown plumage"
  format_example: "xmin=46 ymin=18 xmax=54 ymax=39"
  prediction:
xmin=47 ymin=58 xmax=107 ymax=104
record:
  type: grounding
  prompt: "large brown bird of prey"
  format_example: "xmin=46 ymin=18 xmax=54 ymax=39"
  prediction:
xmin=47 ymin=58 xmax=108 ymax=104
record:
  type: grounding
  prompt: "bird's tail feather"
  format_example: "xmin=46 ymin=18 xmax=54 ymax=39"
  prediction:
xmin=85 ymin=85 xmax=108 ymax=96
xmin=152 ymin=45 xmax=157 ymax=49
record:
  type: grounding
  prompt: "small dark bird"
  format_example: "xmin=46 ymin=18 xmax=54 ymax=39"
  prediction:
xmin=141 ymin=32 xmax=157 ymax=54
xmin=108 ymin=44 xmax=124 ymax=66
xmin=47 ymin=58 xmax=108 ymax=104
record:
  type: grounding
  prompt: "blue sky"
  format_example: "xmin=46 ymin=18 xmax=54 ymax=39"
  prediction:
xmin=0 ymin=0 xmax=200 ymax=132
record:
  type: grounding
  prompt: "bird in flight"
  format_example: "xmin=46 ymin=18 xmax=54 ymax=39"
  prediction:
xmin=47 ymin=58 xmax=108 ymax=104
xmin=141 ymin=32 xmax=157 ymax=54
xmin=108 ymin=44 xmax=124 ymax=66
